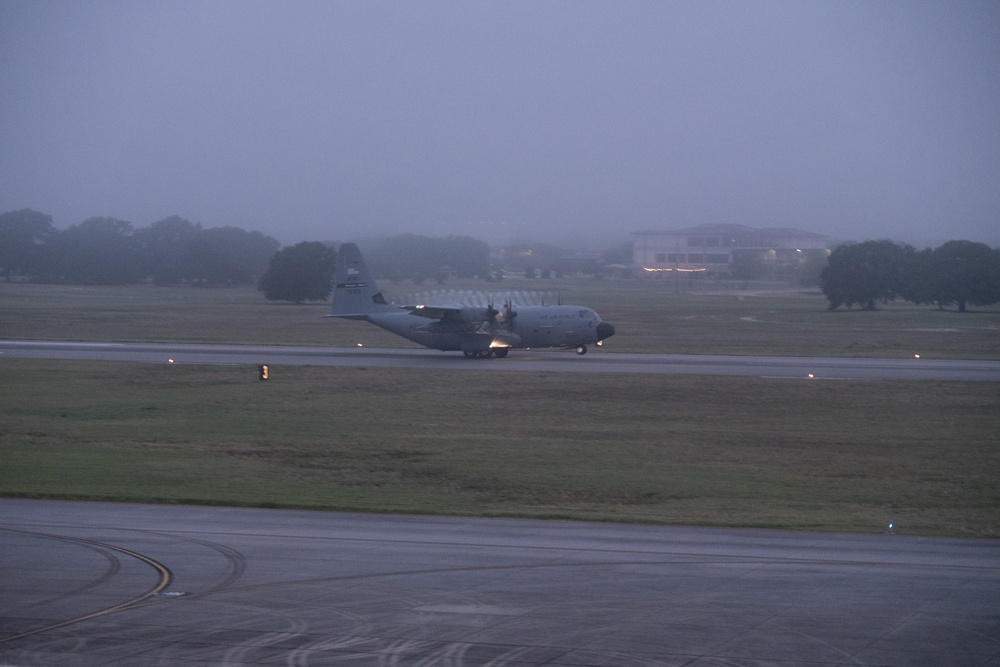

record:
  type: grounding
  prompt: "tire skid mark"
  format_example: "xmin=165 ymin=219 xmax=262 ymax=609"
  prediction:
xmin=4 ymin=522 xmax=249 ymax=596
xmin=0 ymin=528 xmax=172 ymax=644
xmin=286 ymin=634 xmax=393 ymax=666
xmin=83 ymin=525 xmax=1000 ymax=573
xmin=2 ymin=530 xmax=122 ymax=613
xmin=13 ymin=521 xmax=1000 ymax=573
xmin=218 ymin=602 xmax=309 ymax=667
xmin=133 ymin=527 xmax=248 ymax=595
xmin=164 ymin=552 xmax=1000 ymax=609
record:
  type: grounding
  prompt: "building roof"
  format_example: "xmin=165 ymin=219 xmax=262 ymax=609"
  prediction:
xmin=633 ymin=224 xmax=828 ymax=239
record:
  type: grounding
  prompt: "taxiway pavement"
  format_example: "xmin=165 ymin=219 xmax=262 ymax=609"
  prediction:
xmin=2 ymin=500 xmax=999 ymax=666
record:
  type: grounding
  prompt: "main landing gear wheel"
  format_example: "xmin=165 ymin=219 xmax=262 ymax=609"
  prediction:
xmin=576 ymin=345 xmax=588 ymax=355
xmin=464 ymin=350 xmax=495 ymax=359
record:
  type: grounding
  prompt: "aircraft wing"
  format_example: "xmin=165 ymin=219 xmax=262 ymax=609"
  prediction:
xmin=400 ymin=304 xmax=468 ymax=320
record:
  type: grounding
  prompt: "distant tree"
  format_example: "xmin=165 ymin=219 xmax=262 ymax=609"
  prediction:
xmin=187 ymin=226 xmax=279 ymax=286
xmin=0 ymin=208 xmax=55 ymax=281
xmin=797 ymin=249 xmax=829 ymax=287
xmin=365 ymin=234 xmax=428 ymax=282
xmin=258 ymin=242 xmax=336 ymax=303
xmin=926 ymin=240 xmax=1000 ymax=312
xmin=438 ymin=235 xmax=491 ymax=278
xmin=366 ymin=234 xmax=490 ymax=282
xmin=899 ymin=247 xmax=938 ymax=307
xmin=134 ymin=215 xmax=202 ymax=285
xmin=48 ymin=217 xmax=143 ymax=285
xmin=500 ymin=242 xmax=563 ymax=275
xmin=820 ymin=240 xmax=911 ymax=310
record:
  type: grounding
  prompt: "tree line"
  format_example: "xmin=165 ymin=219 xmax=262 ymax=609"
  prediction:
xmin=820 ymin=239 xmax=1000 ymax=312
xmin=14 ymin=207 xmax=994 ymax=311
xmin=254 ymin=235 xmax=630 ymax=299
xmin=257 ymin=234 xmax=492 ymax=303
xmin=0 ymin=209 xmax=280 ymax=287
xmin=0 ymin=209 xmax=497 ymax=303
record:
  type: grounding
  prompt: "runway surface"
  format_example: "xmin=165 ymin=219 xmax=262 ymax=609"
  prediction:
xmin=3 ymin=339 xmax=1000 ymax=380
xmin=1 ymin=500 xmax=998 ymax=666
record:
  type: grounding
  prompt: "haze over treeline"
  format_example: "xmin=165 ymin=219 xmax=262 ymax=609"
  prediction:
xmin=4 ymin=208 xmax=997 ymax=316
xmin=0 ymin=208 xmax=621 ymax=287
xmin=1 ymin=2 xmax=998 ymax=249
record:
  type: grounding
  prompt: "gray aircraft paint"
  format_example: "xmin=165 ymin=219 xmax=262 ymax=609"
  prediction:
xmin=329 ymin=243 xmax=614 ymax=357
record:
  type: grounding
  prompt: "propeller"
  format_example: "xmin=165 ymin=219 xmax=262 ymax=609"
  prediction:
xmin=503 ymin=296 xmax=517 ymax=329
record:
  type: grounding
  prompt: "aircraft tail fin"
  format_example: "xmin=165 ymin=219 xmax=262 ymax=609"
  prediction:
xmin=329 ymin=243 xmax=389 ymax=318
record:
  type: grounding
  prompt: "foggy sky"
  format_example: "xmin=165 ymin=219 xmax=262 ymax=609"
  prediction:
xmin=2 ymin=1 xmax=998 ymax=249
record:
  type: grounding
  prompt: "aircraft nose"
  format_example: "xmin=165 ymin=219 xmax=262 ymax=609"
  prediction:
xmin=596 ymin=322 xmax=615 ymax=341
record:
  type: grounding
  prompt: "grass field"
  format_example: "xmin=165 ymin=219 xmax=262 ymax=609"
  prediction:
xmin=1 ymin=281 xmax=998 ymax=536
xmin=2 ymin=280 xmax=999 ymax=357
xmin=2 ymin=360 xmax=998 ymax=536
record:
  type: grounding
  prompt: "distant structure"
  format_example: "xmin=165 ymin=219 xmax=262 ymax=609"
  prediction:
xmin=632 ymin=224 xmax=830 ymax=280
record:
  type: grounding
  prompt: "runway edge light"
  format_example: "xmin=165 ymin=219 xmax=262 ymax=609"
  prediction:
xmin=259 ymin=364 xmax=269 ymax=381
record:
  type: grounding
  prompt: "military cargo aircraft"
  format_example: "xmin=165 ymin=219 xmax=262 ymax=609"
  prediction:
xmin=328 ymin=243 xmax=615 ymax=358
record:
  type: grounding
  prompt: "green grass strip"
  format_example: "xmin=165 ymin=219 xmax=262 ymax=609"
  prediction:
xmin=2 ymin=359 xmax=997 ymax=536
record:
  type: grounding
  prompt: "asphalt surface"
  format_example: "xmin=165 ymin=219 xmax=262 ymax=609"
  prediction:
xmin=3 ymin=339 xmax=1000 ymax=380
xmin=3 ymin=345 xmax=998 ymax=665
xmin=1 ymin=500 xmax=998 ymax=666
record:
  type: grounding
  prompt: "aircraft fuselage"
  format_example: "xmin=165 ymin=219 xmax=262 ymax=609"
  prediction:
xmin=365 ymin=304 xmax=612 ymax=354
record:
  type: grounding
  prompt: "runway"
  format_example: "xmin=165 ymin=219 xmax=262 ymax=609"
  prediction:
xmin=1 ymin=500 xmax=998 ymax=666
xmin=3 ymin=339 xmax=1000 ymax=380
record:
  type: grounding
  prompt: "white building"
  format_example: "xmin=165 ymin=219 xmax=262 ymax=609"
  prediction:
xmin=632 ymin=224 xmax=830 ymax=279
